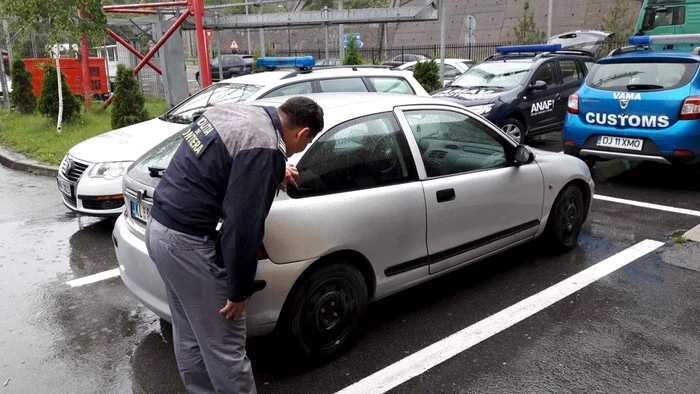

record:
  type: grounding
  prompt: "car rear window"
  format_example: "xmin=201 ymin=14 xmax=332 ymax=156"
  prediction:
xmin=586 ymin=61 xmax=699 ymax=91
xmin=128 ymin=131 xmax=183 ymax=188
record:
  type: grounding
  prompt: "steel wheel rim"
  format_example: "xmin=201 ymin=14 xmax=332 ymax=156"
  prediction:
xmin=301 ymin=277 xmax=357 ymax=351
xmin=558 ymin=197 xmax=578 ymax=242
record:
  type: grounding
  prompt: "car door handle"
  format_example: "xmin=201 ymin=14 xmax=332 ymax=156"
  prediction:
xmin=436 ymin=189 xmax=455 ymax=203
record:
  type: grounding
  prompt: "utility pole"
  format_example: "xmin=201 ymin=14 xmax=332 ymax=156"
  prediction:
xmin=338 ymin=0 xmax=344 ymax=62
xmin=547 ymin=0 xmax=552 ymax=38
xmin=258 ymin=2 xmax=265 ymax=57
xmin=245 ymin=4 xmax=252 ymax=54
xmin=439 ymin=0 xmax=446 ymax=84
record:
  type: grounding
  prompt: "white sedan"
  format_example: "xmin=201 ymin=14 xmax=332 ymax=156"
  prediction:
xmin=57 ymin=65 xmax=428 ymax=216
xmin=398 ymin=58 xmax=475 ymax=85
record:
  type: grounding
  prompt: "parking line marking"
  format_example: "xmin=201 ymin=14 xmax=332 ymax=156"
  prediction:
xmin=594 ymin=194 xmax=700 ymax=217
xmin=66 ymin=268 xmax=120 ymax=287
xmin=335 ymin=239 xmax=664 ymax=394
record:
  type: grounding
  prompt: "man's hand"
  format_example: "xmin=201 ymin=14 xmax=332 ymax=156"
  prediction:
xmin=220 ymin=300 xmax=246 ymax=320
xmin=279 ymin=164 xmax=299 ymax=192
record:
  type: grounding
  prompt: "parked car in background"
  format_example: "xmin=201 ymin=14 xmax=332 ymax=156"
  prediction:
xmin=0 ymin=73 xmax=11 ymax=95
xmin=195 ymin=54 xmax=254 ymax=84
xmin=56 ymin=58 xmax=429 ymax=217
xmin=114 ymin=92 xmax=593 ymax=361
xmin=398 ymin=58 xmax=475 ymax=86
xmin=382 ymin=53 xmax=429 ymax=67
xmin=431 ymin=44 xmax=594 ymax=143
xmin=547 ymin=30 xmax=614 ymax=58
xmin=564 ymin=34 xmax=700 ymax=167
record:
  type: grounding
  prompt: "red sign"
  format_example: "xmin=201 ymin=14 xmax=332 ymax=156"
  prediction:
xmin=230 ymin=39 xmax=239 ymax=50
xmin=205 ymin=29 xmax=213 ymax=40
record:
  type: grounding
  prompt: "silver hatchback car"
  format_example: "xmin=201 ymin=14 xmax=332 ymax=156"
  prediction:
xmin=113 ymin=93 xmax=594 ymax=360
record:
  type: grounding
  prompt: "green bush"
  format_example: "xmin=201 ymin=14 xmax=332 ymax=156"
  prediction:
xmin=343 ymin=35 xmax=363 ymax=65
xmin=413 ymin=59 xmax=442 ymax=93
xmin=10 ymin=59 xmax=36 ymax=114
xmin=111 ymin=64 xmax=149 ymax=129
xmin=37 ymin=64 xmax=81 ymax=122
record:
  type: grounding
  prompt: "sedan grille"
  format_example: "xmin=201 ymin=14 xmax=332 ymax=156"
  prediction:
xmin=61 ymin=158 xmax=90 ymax=182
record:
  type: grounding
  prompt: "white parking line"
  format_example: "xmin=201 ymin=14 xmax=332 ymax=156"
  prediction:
xmin=335 ymin=239 xmax=664 ymax=394
xmin=594 ymin=194 xmax=700 ymax=217
xmin=66 ymin=268 xmax=120 ymax=287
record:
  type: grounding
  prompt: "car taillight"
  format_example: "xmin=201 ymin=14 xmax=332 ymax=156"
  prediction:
xmin=568 ymin=93 xmax=579 ymax=114
xmin=679 ymin=96 xmax=700 ymax=120
xmin=257 ymin=245 xmax=269 ymax=260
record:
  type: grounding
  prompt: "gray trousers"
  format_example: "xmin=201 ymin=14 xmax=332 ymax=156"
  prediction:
xmin=145 ymin=217 xmax=257 ymax=394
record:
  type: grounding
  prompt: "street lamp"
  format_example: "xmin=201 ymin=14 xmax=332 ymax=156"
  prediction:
xmin=278 ymin=4 xmax=292 ymax=53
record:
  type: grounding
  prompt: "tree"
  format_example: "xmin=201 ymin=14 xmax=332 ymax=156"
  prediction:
xmin=38 ymin=64 xmax=81 ymax=123
xmin=111 ymin=64 xmax=149 ymax=129
xmin=513 ymin=1 xmax=546 ymax=45
xmin=9 ymin=59 xmax=36 ymax=114
xmin=343 ymin=35 xmax=363 ymax=65
xmin=600 ymin=0 xmax=635 ymax=44
xmin=1 ymin=0 xmax=106 ymax=132
xmin=413 ymin=59 xmax=441 ymax=93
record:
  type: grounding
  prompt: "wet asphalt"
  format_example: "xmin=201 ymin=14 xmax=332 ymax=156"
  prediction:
xmin=1 ymin=132 xmax=700 ymax=394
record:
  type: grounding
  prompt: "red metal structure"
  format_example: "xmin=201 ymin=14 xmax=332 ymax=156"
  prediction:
xmin=87 ymin=0 xmax=211 ymax=109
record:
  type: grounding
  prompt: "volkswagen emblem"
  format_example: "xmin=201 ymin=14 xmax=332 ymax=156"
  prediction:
xmin=65 ymin=158 xmax=74 ymax=175
xmin=619 ymin=99 xmax=630 ymax=109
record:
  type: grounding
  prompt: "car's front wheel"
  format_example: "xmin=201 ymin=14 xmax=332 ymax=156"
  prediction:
xmin=280 ymin=262 xmax=368 ymax=361
xmin=543 ymin=185 xmax=585 ymax=253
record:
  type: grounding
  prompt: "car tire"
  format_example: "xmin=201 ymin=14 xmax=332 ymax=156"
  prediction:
xmin=502 ymin=118 xmax=525 ymax=144
xmin=543 ymin=185 xmax=584 ymax=253
xmin=279 ymin=262 xmax=368 ymax=362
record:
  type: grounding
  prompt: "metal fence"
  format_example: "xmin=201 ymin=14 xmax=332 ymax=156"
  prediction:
xmin=273 ymin=42 xmax=510 ymax=63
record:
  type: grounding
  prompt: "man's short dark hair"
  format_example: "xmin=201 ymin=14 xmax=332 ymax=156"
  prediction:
xmin=279 ymin=97 xmax=325 ymax=137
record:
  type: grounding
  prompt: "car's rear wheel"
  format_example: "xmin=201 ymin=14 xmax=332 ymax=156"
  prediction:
xmin=280 ymin=262 xmax=368 ymax=361
xmin=543 ymin=185 xmax=584 ymax=253
xmin=502 ymin=118 xmax=525 ymax=144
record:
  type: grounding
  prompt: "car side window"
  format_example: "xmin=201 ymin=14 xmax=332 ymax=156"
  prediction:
xmin=531 ymin=62 xmax=558 ymax=87
xmin=404 ymin=110 xmax=508 ymax=177
xmin=559 ymin=59 xmax=584 ymax=84
xmin=288 ymin=113 xmax=418 ymax=198
xmin=319 ymin=78 xmax=368 ymax=93
xmin=231 ymin=57 xmax=243 ymax=66
xmin=368 ymin=77 xmax=415 ymax=95
xmin=262 ymin=82 xmax=313 ymax=98
xmin=222 ymin=56 xmax=234 ymax=67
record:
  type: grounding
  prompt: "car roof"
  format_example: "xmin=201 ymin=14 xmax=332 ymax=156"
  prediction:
xmin=600 ymin=49 xmax=700 ymax=63
xmin=220 ymin=67 xmax=415 ymax=87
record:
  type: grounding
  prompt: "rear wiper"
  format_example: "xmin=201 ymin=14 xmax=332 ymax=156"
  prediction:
xmin=148 ymin=166 xmax=166 ymax=178
xmin=626 ymin=84 xmax=663 ymax=90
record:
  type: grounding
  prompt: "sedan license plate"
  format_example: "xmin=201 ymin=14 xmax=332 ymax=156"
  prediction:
xmin=57 ymin=178 xmax=72 ymax=197
xmin=596 ymin=135 xmax=644 ymax=151
xmin=130 ymin=200 xmax=151 ymax=222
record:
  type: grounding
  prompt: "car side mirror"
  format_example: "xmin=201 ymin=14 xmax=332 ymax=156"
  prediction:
xmin=529 ymin=80 xmax=548 ymax=91
xmin=514 ymin=145 xmax=535 ymax=165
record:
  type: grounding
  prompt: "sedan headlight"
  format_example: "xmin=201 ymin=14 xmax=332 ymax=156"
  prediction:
xmin=467 ymin=104 xmax=494 ymax=115
xmin=89 ymin=162 xmax=133 ymax=180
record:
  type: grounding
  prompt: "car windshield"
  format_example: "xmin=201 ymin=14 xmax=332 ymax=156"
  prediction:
xmin=159 ymin=83 xmax=262 ymax=124
xmin=451 ymin=62 xmax=532 ymax=89
xmin=128 ymin=130 xmax=184 ymax=188
xmin=586 ymin=61 xmax=699 ymax=91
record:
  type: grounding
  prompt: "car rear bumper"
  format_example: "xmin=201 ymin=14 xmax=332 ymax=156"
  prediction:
xmin=113 ymin=215 xmax=315 ymax=337
xmin=564 ymin=145 xmax=700 ymax=165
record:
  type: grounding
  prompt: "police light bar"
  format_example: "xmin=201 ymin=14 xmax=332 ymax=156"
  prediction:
xmin=256 ymin=56 xmax=315 ymax=69
xmin=629 ymin=34 xmax=700 ymax=46
xmin=495 ymin=44 xmax=562 ymax=54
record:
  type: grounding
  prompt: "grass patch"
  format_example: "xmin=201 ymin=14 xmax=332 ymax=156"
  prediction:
xmin=0 ymin=98 xmax=167 ymax=166
xmin=671 ymin=235 xmax=688 ymax=244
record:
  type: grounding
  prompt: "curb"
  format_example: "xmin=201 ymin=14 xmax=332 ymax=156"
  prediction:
xmin=0 ymin=145 xmax=59 ymax=177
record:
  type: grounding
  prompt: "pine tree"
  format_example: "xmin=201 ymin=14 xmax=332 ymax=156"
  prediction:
xmin=111 ymin=64 xmax=150 ymax=129
xmin=413 ymin=59 xmax=442 ymax=93
xmin=37 ymin=64 xmax=81 ymax=122
xmin=9 ymin=59 xmax=36 ymax=114
xmin=513 ymin=1 xmax=546 ymax=45
xmin=343 ymin=35 xmax=363 ymax=65
xmin=600 ymin=0 xmax=634 ymax=43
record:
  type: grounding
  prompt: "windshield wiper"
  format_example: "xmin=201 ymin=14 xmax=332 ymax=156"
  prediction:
xmin=626 ymin=84 xmax=664 ymax=91
xmin=148 ymin=166 xmax=166 ymax=178
xmin=160 ymin=113 xmax=191 ymax=124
